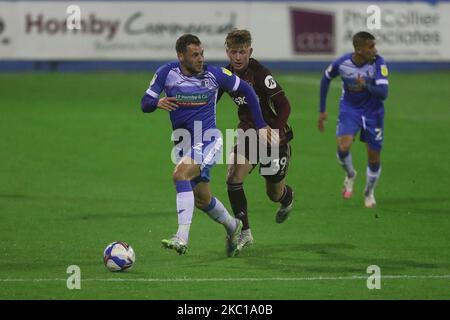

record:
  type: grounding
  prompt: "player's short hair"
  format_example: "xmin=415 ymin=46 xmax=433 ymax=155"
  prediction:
xmin=352 ymin=31 xmax=375 ymax=49
xmin=225 ymin=29 xmax=252 ymax=49
xmin=176 ymin=34 xmax=201 ymax=53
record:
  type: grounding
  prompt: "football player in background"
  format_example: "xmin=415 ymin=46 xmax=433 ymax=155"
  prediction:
xmin=141 ymin=34 xmax=277 ymax=256
xmin=219 ymin=29 xmax=295 ymax=253
xmin=318 ymin=31 xmax=389 ymax=208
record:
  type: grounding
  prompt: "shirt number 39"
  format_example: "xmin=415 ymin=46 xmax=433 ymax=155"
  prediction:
xmin=272 ymin=156 xmax=287 ymax=172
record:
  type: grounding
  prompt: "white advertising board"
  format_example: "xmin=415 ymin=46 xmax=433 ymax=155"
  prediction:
xmin=0 ymin=1 xmax=449 ymax=61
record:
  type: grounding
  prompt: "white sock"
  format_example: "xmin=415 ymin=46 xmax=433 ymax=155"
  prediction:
xmin=337 ymin=151 xmax=356 ymax=177
xmin=176 ymin=224 xmax=190 ymax=244
xmin=175 ymin=181 xmax=195 ymax=244
xmin=203 ymin=197 xmax=237 ymax=235
xmin=365 ymin=166 xmax=381 ymax=196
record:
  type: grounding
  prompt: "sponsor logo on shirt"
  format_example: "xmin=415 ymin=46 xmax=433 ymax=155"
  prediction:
xmin=233 ymin=96 xmax=247 ymax=106
xmin=264 ymin=75 xmax=277 ymax=89
xmin=176 ymin=93 xmax=209 ymax=107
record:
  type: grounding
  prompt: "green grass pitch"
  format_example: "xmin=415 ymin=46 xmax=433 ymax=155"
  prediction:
xmin=0 ymin=70 xmax=449 ymax=299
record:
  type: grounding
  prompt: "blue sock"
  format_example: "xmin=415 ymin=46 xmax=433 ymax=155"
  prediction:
xmin=368 ymin=162 xmax=380 ymax=172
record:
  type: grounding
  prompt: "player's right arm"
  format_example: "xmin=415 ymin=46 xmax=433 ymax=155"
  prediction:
xmin=141 ymin=64 xmax=178 ymax=113
xmin=318 ymin=59 xmax=340 ymax=132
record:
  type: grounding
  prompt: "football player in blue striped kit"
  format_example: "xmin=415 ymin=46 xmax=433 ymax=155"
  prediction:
xmin=141 ymin=34 xmax=277 ymax=256
xmin=318 ymin=31 xmax=389 ymax=208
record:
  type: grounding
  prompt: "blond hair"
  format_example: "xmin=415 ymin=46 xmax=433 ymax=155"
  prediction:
xmin=225 ymin=29 xmax=252 ymax=49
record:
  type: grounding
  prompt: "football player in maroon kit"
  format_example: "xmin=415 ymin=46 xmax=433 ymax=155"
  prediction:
xmin=219 ymin=29 xmax=295 ymax=253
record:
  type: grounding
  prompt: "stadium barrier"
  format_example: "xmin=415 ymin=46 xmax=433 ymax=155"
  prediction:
xmin=0 ymin=0 xmax=449 ymax=71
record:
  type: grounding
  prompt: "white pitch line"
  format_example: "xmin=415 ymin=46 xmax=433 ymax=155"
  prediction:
xmin=1 ymin=275 xmax=449 ymax=283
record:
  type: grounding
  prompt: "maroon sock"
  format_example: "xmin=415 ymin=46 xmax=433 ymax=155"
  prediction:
xmin=227 ymin=183 xmax=250 ymax=230
xmin=280 ymin=185 xmax=293 ymax=207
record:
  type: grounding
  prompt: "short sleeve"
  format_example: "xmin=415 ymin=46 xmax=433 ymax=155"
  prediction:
xmin=374 ymin=55 xmax=389 ymax=86
xmin=146 ymin=64 xmax=171 ymax=98
xmin=324 ymin=59 xmax=341 ymax=80
xmin=255 ymin=67 xmax=283 ymax=98
xmin=209 ymin=66 xmax=240 ymax=92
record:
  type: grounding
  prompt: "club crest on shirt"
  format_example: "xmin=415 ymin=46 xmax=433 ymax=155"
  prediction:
xmin=201 ymin=79 xmax=210 ymax=88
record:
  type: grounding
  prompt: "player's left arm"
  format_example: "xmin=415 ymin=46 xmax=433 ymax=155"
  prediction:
xmin=141 ymin=64 xmax=178 ymax=113
xmin=367 ymin=56 xmax=389 ymax=100
xmin=272 ymin=93 xmax=291 ymax=130
xmin=318 ymin=58 xmax=342 ymax=132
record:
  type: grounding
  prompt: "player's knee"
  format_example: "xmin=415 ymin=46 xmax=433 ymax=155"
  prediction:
xmin=195 ymin=198 xmax=209 ymax=211
xmin=226 ymin=167 xmax=242 ymax=184
xmin=172 ymin=168 xmax=188 ymax=182
xmin=338 ymin=137 xmax=353 ymax=152
xmin=227 ymin=164 xmax=248 ymax=184
xmin=194 ymin=192 xmax=212 ymax=211
xmin=226 ymin=173 xmax=243 ymax=185
xmin=338 ymin=143 xmax=351 ymax=153
xmin=368 ymin=152 xmax=381 ymax=165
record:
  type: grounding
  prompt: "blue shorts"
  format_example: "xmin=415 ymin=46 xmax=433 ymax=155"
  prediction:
xmin=174 ymin=136 xmax=223 ymax=185
xmin=336 ymin=111 xmax=385 ymax=151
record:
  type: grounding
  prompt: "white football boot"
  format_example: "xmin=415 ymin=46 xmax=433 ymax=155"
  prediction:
xmin=342 ymin=171 xmax=357 ymax=199
xmin=364 ymin=191 xmax=377 ymax=208
xmin=236 ymin=229 xmax=254 ymax=253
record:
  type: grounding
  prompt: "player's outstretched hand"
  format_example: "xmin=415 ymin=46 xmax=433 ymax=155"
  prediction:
xmin=258 ymin=125 xmax=279 ymax=147
xmin=157 ymin=97 xmax=178 ymax=111
xmin=318 ymin=111 xmax=328 ymax=133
